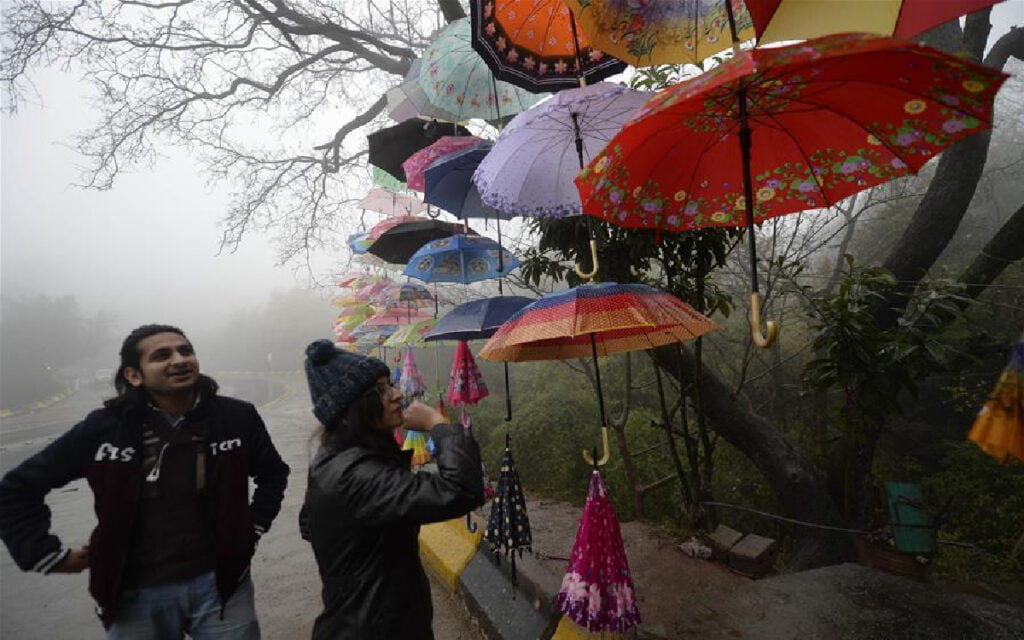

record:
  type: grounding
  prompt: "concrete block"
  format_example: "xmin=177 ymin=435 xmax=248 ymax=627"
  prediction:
xmin=460 ymin=552 xmax=556 ymax=640
xmin=705 ymin=524 xmax=743 ymax=556
xmin=419 ymin=517 xmax=481 ymax=591
xmin=728 ymin=533 xmax=776 ymax=577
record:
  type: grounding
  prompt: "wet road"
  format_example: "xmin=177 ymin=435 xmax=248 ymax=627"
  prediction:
xmin=0 ymin=373 xmax=485 ymax=639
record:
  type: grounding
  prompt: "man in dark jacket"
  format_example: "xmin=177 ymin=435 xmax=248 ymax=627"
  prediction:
xmin=0 ymin=324 xmax=290 ymax=639
xmin=299 ymin=339 xmax=484 ymax=640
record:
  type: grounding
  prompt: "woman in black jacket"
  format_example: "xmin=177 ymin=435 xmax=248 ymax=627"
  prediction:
xmin=299 ymin=339 xmax=484 ymax=640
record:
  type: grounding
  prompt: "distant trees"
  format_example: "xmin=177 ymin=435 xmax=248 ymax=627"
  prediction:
xmin=0 ymin=294 xmax=116 ymax=408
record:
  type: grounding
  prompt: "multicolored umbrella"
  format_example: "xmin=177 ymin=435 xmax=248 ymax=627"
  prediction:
xmin=555 ymin=469 xmax=640 ymax=633
xmin=746 ymin=0 xmax=1004 ymax=45
xmin=366 ymin=217 xmax=467 ymax=264
xmin=399 ymin=347 xmax=428 ymax=400
xmin=473 ymin=82 xmax=649 ymax=218
xmin=382 ymin=319 xmax=437 ymax=349
xmin=368 ymin=118 xmax=472 ymax=182
xmin=564 ymin=0 xmax=754 ymax=67
xmin=424 ymin=142 xmax=510 ymax=221
xmin=347 ymin=232 xmax=373 ymax=255
xmin=363 ymin=306 xmax=434 ymax=328
xmin=357 ymin=188 xmax=428 ymax=218
xmin=401 ymin=135 xmax=486 ymax=192
xmin=418 ymin=17 xmax=545 ymax=122
xmin=968 ymin=334 xmax=1024 ymax=465
xmin=404 ymin=234 xmax=520 ymax=285
xmin=577 ymin=33 xmax=1007 ymax=347
xmin=402 ymin=430 xmax=433 ymax=467
xmin=448 ymin=340 xmax=490 ymax=407
xmin=485 ymin=433 xmax=533 ymax=579
xmin=469 ymin=0 xmax=627 ymax=92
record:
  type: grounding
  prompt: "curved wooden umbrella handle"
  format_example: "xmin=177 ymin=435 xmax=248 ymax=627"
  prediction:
xmin=573 ymin=239 xmax=599 ymax=281
xmin=749 ymin=291 xmax=779 ymax=349
xmin=581 ymin=426 xmax=610 ymax=467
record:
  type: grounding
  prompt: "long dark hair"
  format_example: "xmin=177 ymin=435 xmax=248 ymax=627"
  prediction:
xmin=321 ymin=390 xmax=401 ymax=457
xmin=103 ymin=323 xmax=218 ymax=413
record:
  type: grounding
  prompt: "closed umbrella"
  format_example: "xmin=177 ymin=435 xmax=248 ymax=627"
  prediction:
xmin=555 ymin=468 xmax=640 ymax=633
xmin=484 ymin=433 xmax=533 ymax=590
xmin=399 ymin=347 xmax=428 ymax=400
xmin=448 ymin=340 xmax=490 ymax=408
xmin=968 ymin=333 xmax=1024 ymax=465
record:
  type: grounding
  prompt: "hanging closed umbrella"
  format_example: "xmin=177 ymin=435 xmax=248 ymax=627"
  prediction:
xmin=473 ymin=82 xmax=650 ymax=219
xmin=368 ymin=118 xmax=472 ymax=182
xmin=367 ymin=217 xmax=468 ymax=264
xmin=448 ymin=340 xmax=490 ymax=407
xmin=468 ymin=0 xmax=627 ymax=92
xmin=402 ymin=430 xmax=433 ymax=467
xmin=968 ymin=333 xmax=1024 ymax=465
xmin=401 ymin=135 xmax=486 ymax=192
xmin=484 ymin=434 xmax=533 ymax=584
xmin=577 ymin=33 xmax=1007 ymax=348
xmin=399 ymin=347 xmax=428 ymax=400
xmin=555 ymin=469 xmax=640 ymax=633
xmin=418 ymin=18 xmax=545 ymax=122
xmin=564 ymin=0 xmax=755 ymax=67
xmin=404 ymin=234 xmax=520 ymax=285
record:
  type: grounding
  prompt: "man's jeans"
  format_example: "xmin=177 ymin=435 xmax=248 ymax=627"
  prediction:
xmin=107 ymin=571 xmax=260 ymax=640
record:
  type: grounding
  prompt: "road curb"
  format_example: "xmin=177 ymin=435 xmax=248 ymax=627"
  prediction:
xmin=419 ymin=516 xmax=597 ymax=640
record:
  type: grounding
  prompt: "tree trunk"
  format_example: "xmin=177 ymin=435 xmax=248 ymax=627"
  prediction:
xmin=652 ymin=345 xmax=850 ymax=569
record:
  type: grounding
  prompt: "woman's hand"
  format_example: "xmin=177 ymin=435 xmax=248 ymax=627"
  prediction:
xmin=51 ymin=546 xmax=89 ymax=573
xmin=402 ymin=401 xmax=445 ymax=433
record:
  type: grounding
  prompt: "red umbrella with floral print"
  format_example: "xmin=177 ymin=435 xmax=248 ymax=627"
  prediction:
xmin=448 ymin=340 xmax=490 ymax=407
xmin=577 ymin=32 xmax=1007 ymax=347
xmin=556 ymin=468 xmax=640 ymax=633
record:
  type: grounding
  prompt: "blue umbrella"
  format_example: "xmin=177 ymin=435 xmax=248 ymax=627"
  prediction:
xmin=423 ymin=296 xmax=534 ymax=343
xmin=424 ymin=295 xmax=534 ymax=421
xmin=403 ymin=234 xmax=520 ymax=285
xmin=423 ymin=142 xmax=511 ymax=221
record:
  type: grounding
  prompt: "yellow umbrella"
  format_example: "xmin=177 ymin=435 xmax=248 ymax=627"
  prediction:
xmin=968 ymin=333 xmax=1024 ymax=464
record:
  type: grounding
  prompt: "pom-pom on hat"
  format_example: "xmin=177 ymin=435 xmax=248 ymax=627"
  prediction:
xmin=304 ymin=339 xmax=390 ymax=428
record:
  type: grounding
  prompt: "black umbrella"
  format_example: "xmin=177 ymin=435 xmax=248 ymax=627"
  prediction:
xmin=367 ymin=118 xmax=472 ymax=182
xmin=484 ymin=432 xmax=532 ymax=593
xmin=366 ymin=218 xmax=468 ymax=264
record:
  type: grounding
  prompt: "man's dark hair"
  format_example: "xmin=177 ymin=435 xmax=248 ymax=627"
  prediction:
xmin=321 ymin=391 xmax=400 ymax=458
xmin=104 ymin=323 xmax=217 ymax=412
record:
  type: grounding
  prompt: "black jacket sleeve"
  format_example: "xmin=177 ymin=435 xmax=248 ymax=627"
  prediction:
xmin=0 ymin=416 xmax=95 ymax=573
xmin=245 ymin=404 xmax=290 ymax=536
xmin=341 ymin=424 xmax=484 ymax=528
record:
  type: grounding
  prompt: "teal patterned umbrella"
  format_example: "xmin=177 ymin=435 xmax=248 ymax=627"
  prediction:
xmin=418 ymin=18 xmax=544 ymax=122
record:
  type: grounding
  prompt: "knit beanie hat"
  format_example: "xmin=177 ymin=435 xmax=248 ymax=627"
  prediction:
xmin=304 ymin=339 xmax=390 ymax=428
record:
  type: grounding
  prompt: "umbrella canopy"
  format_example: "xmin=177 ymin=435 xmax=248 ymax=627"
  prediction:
xmin=424 ymin=296 xmax=534 ymax=342
xmin=386 ymin=56 xmax=463 ymax=123
xmin=404 ymin=234 xmax=520 ymax=285
xmin=347 ymin=232 xmax=373 ymax=255
xmin=337 ymin=272 xmax=385 ymax=289
xmin=366 ymin=217 xmax=467 ymax=264
xmin=368 ymin=118 xmax=472 ymax=182
xmin=968 ymin=334 xmax=1024 ymax=465
xmin=399 ymin=347 xmax=428 ymax=399
xmin=418 ymin=18 xmax=545 ymax=122
xmin=473 ymin=82 xmax=649 ymax=218
xmin=372 ymin=165 xmax=408 ymax=191
xmin=564 ymin=0 xmax=754 ymax=67
xmin=468 ymin=0 xmax=627 ymax=92
xmin=402 ymin=135 xmax=486 ymax=192
xmin=397 ymin=281 xmax=435 ymax=304
xmin=383 ymin=319 xmax=437 ymax=348
xmin=555 ymin=469 xmax=640 ymax=633
xmin=363 ymin=307 xmax=434 ymax=327
xmin=402 ymin=430 xmax=433 ymax=466
xmin=357 ymin=188 xmax=429 ymax=218
xmin=424 ymin=142 xmax=512 ymax=221
xmin=480 ymin=282 xmax=718 ymax=362
xmin=485 ymin=434 xmax=533 ymax=567
xmin=577 ymin=33 xmax=1006 ymax=347
xmin=746 ymin=0 xmax=1004 ymax=45
xmin=448 ymin=340 xmax=490 ymax=406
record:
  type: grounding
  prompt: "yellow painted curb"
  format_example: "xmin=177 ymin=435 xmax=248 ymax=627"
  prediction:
xmin=550 ymin=617 xmax=626 ymax=640
xmin=419 ymin=517 xmax=482 ymax=592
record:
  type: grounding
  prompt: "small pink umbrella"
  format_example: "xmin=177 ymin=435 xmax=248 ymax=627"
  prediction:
xmin=448 ymin=340 xmax=489 ymax=407
xmin=556 ymin=469 xmax=640 ymax=633
xmin=399 ymin=347 xmax=428 ymax=400
xmin=401 ymin=136 xmax=485 ymax=192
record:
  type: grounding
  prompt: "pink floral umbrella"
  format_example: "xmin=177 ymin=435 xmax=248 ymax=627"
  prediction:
xmin=401 ymin=135 xmax=486 ymax=192
xmin=556 ymin=470 xmax=640 ymax=633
